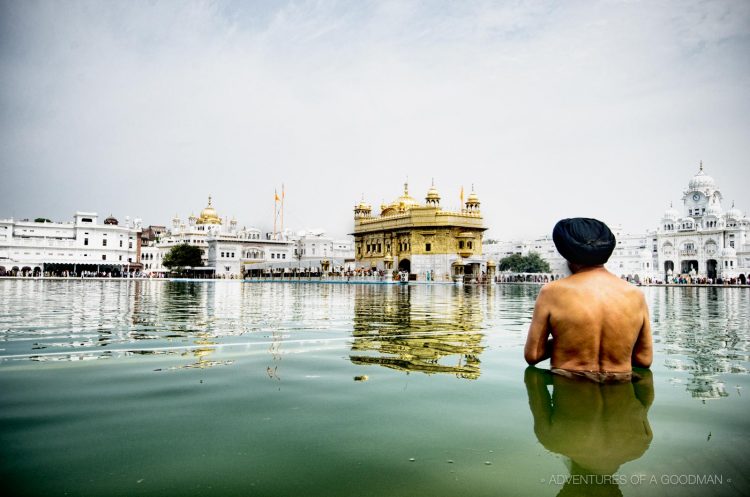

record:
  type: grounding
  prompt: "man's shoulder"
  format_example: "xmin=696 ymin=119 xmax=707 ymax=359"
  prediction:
xmin=543 ymin=271 xmax=641 ymax=295
xmin=538 ymin=279 xmax=572 ymax=300
xmin=542 ymin=277 xmax=576 ymax=291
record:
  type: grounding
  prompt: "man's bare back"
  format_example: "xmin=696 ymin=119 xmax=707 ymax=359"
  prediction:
xmin=524 ymin=266 xmax=653 ymax=373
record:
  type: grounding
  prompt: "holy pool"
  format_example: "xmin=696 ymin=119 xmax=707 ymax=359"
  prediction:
xmin=0 ymin=280 xmax=748 ymax=496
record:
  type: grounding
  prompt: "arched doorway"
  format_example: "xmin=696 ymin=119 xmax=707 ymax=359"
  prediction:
xmin=398 ymin=258 xmax=411 ymax=273
xmin=681 ymin=260 xmax=698 ymax=275
xmin=664 ymin=261 xmax=674 ymax=279
xmin=740 ymin=274 xmax=747 ymax=285
xmin=706 ymin=260 xmax=717 ymax=280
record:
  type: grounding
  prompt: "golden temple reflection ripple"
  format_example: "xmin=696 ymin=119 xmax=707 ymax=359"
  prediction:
xmin=0 ymin=280 xmax=748 ymax=497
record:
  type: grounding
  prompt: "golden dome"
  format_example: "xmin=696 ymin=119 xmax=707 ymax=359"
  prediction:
xmin=384 ymin=182 xmax=421 ymax=213
xmin=197 ymin=195 xmax=222 ymax=225
xmin=467 ymin=191 xmax=479 ymax=203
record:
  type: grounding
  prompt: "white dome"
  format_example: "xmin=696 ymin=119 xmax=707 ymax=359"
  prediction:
xmin=662 ymin=205 xmax=680 ymax=220
xmin=725 ymin=203 xmax=743 ymax=219
xmin=688 ymin=162 xmax=716 ymax=190
xmin=705 ymin=202 xmax=722 ymax=217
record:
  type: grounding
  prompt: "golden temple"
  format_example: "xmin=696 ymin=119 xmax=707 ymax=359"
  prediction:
xmin=352 ymin=182 xmax=491 ymax=282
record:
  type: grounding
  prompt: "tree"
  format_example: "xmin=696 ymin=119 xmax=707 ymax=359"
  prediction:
xmin=162 ymin=244 xmax=203 ymax=272
xmin=498 ymin=251 xmax=551 ymax=273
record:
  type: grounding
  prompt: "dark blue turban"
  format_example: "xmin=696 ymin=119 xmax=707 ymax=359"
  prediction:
xmin=552 ymin=218 xmax=616 ymax=266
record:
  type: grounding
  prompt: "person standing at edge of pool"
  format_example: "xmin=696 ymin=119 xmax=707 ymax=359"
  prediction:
xmin=524 ymin=218 xmax=653 ymax=382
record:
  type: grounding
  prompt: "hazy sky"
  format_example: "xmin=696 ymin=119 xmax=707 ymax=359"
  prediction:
xmin=1 ymin=0 xmax=748 ymax=239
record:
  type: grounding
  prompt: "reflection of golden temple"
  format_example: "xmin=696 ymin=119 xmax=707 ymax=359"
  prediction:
xmin=176 ymin=343 xmax=234 ymax=370
xmin=350 ymin=332 xmax=482 ymax=379
xmin=350 ymin=285 xmax=485 ymax=379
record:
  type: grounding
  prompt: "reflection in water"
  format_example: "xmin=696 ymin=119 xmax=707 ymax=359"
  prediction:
xmin=1 ymin=281 xmax=748 ymax=400
xmin=648 ymin=287 xmax=749 ymax=400
xmin=350 ymin=285 xmax=486 ymax=379
xmin=525 ymin=367 xmax=654 ymax=497
xmin=153 ymin=348 xmax=234 ymax=371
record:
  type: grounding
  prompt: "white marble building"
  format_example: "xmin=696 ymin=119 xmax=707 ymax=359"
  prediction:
xmin=0 ymin=212 xmax=141 ymax=276
xmin=485 ymin=227 xmax=653 ymax=281
xmin=141 ymin=196 xmax=266 ymax=276
xmin=292 ymin=230 xmax=354 ymax=264
xmin=655 ymin=163 xmax=749 ymax=282
xmin=236 ymin=230 xmax=355 ymax=277
xmin=209 ymin=235 xmax=295 ymax=278
xmin=487 ymin=163 xmax=749 ymax=284
xmin=141 ymin=196 xmax=352 ymax=278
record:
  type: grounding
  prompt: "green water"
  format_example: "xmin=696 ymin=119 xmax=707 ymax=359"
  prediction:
xmin=0 ymin=281 xmax=748 ymax=497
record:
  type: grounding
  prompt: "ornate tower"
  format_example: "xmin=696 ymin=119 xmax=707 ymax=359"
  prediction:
xmin=683 ymin=161 xmax=722 ymax=218
xmin=465 ymin=187 xmax=481 ymax=213
xmin=425 ymin=181 xmax=441 ymax=208
xmin=354 ymin=198 xmax=372 ymax=219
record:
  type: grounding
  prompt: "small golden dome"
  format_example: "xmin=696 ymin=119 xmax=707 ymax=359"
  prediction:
xmin=197 ymin=195 xmax=222 ymax=225
xmin=467 ymin=191 xmax=479 ymax=203
xmin=426 ymin=182 xmax=440 ymax=200
xmin=354 ymin=196 xmax=372 ymax=212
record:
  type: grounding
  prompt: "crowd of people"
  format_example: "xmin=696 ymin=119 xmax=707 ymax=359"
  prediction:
xmin=495 ymin=274 xmax=560 ymax=284
xmin=3 ymin=267 xmax=748 ymax=286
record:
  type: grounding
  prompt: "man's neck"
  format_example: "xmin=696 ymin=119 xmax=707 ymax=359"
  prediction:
xmin=570 ymin=264 xmax=606 ymax=275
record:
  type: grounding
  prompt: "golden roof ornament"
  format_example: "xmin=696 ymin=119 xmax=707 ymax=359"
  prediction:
xmin=197 ymin=194 xmax=222 ymax=225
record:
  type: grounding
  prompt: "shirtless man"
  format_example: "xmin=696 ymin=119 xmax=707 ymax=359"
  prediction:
xmin=524 ymin=218 xmax=652 ymax=380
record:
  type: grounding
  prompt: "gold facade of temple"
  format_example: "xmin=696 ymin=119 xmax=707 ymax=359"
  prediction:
xmin=352 ymin=182 xmax=492 ymax=281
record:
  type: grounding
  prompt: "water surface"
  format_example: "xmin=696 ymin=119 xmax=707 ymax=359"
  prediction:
xmin=1 ymin=280 xmax=748 ymax=496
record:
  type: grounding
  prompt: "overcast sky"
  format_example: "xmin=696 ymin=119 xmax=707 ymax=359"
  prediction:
xmin=1 ymin=0 xmax=748 ymax=239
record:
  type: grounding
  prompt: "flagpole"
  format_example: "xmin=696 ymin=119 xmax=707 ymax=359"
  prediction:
xmin=281 ymin=183 xmax=285 ymax=237
xmin=273 ymin=188 xmax=278 ymax=239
